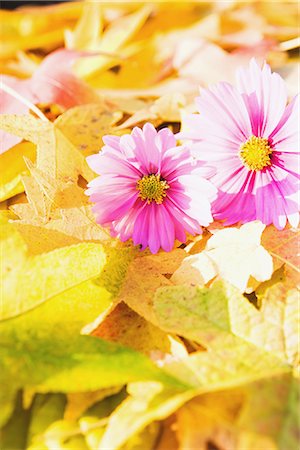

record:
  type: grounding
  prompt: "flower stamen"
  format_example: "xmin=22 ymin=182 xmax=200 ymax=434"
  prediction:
xmin=239 ymin=136 xmax=273 ymax=171
xmin=137 ymin=174 xmax=169 ymax=204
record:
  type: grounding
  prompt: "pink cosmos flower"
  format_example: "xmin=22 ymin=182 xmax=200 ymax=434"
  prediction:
xmin=86 ymin=123 xmax=216 ymax=253
xmin=178 ymin=59 xmax=299 ymax=230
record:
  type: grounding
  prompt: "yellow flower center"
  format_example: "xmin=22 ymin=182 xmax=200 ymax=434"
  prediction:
xmin=137 ymin=174 xmax=169 ymax=204
xmin=239 ymin=135 xmax=273 ymax=171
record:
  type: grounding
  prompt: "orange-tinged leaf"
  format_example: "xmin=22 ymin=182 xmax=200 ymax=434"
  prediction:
xmin=92 ymin=302 xmax=188 ymax=361
xmin=176 ymin=375 xmax=299 ymax=450
xmin=261 ymin=225 xmax=300 ymax=288
xmin=118 ymin=249 xmax=186 ymax=326
xmin=176 ymin=391 xmax=243 ymax=450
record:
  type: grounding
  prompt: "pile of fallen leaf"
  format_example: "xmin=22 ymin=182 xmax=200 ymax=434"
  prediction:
xmin=0 ymin=2 xmax=299 ymax=450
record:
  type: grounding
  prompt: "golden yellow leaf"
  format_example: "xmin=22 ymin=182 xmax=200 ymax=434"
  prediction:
xmin=64 ymin=3 xmax=103 ymax=51
xmin=72 ymin=5 xmax=153 ymax=78
xmin=0 ymin=115 xmax=106 ymax=234
xmin=150 ymin=93 xmax=186 ymax=122
xmin=64 ymin=388 xmax=121 ymax=422
xmin=175 ymin=376 xmax=297 ymax=450
xmin=0 ymin=114 xmax=94 ymax=182
xmin=0 ymin=141 xmax=36 ymax=202
xmin=176 ymin=392 xmax=243 ymax=450
xmin=0 ymin=2 xmax=83 ymax=59
xmin=1 ymin=3 xmax=299 ymax=447
xmin=155 ymin=417 xmax=179 ymax=450
xmin=11 ymin=223 xmax=81 ymax=255
xmin=54 ymin=104 xmax=125 ymax=157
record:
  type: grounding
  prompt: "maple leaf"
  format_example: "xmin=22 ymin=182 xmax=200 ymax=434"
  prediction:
xmin=91 ymin=302 xmax=188 ymax=362
xmin=0 ymin=114 xmax=95 ymax=221
xmin=0 ymin=285 xmax=181 ymax=426
xmin=0 ymin=216 xmax=184 ymax=427
xmin=96 ymin=276 xmax=299 ymax=449
xmin=154 ymin=280 xmax=298 ymax=367
xmin=117 ymin=93 xmax=187 ymax=130
xmin=172 ymin=221 xmax=273 ymax=292
xmin=54 ymin=103 xmax=125 ymax=157
xmin=117 ymin=249 xmax=187 ymax=326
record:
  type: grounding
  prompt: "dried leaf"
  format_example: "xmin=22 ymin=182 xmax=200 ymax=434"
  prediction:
xmin=261 ymin=225 xmax=300 ymax=289
xmin=54 ymin=104 xmax=124 ymax=157
xmin=92 ymin=302 xmax=188 ymax=361
xmin=118 ymin=249 xmax=186 ymax=326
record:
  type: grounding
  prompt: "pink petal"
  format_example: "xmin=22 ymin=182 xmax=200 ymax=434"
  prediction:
xmin=0 ymin=75 xmax=33 ymax=153
xmin=237 ymin=59 xmax=287 ymax=137
xmin=196 ymin=82 xmax=252 ymax=142
xmin=156 ymin=205 xmax=176 ymax=252
xmin=155 ymin=127 xmax=177 ymax=154
xmin=132 ymin=202 xmax=151 ymax=250
xmin=112 ymin=203 xmax=142 ymax=242
xmin=164 ymin=197 xmax=202 ymax=236
xmin=102 ymin=135 xmax=121 ymax=150
xmin=87 ymin=152 xmax=142 ymax=179
xmin=147 ymin=204 xmax=161 ymax=254
xmin=270 ymin=95 xmax=299 ymax=152
xmin=129 ymin=124 xmax=161 ymax=174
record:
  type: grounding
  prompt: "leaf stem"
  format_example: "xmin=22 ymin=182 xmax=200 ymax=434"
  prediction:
xmin=0 ymin=79 xmax=49 ymax=122
xmin=269 ymin=250 xmax=300 ymax=273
